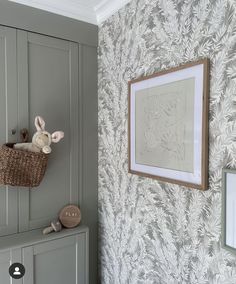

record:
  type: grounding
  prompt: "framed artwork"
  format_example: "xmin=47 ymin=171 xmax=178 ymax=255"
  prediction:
xmin=128 ymin=59 xmax=209 ymax=190
xmin=222 ymin=169 xmax=236 ymax=254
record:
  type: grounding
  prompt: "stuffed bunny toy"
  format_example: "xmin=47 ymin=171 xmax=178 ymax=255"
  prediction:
xmin=14 ymin=116 xmax=64 ymax=154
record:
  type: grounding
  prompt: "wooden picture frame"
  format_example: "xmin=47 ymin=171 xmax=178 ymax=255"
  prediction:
xmin=222 ymin=168 xmax=236 ymax=254
xmin=128 ymin=59 xmax=210 ymax=190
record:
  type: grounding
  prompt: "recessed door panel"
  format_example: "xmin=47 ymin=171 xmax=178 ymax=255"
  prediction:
xmin=18 ymin=31 xmax=79 ymax=231
xmin=22 ymin=234 xmax=88 ymax=284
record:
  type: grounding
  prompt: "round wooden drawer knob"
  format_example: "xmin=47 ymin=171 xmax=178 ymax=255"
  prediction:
xmin=59 ymin=205 xmax=81 ymax=228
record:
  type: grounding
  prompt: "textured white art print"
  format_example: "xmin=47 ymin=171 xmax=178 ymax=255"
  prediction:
xmin=98 ymin=0 xmax=236 ymax=283
xmin=226 ymin=173 xmax=236 ymax=249
xmin=130 ymin=62 xmax=204 ymax=185
xmin=135 ymin=78 xmax=195 ymax=172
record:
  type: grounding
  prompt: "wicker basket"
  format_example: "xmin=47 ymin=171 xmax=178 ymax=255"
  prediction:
xmin=0 ymin=143 xmax=48 ymax=187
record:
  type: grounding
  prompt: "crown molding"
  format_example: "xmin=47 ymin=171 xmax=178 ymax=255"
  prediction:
xmin=9 ymin=0 xmax=98 ymax=25
xmin=94 ymin=0 xmax=131 ymax=24
xmin=8 ymin=0 xmax=132 ymax=25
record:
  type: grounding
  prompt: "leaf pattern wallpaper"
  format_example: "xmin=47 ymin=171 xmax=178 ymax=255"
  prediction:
xmin=98 ymin=0 xmax=236 ymax=283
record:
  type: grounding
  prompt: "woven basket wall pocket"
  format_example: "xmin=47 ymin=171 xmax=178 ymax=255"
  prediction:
xmin=0 ymin=143 xmax=48 ymax=187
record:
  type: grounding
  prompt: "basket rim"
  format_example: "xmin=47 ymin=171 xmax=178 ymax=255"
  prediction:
xmin=2 ymin=143 xmax=49 ymax=157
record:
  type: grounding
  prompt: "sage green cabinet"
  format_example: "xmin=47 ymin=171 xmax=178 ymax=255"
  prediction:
xmin=17 ymin=31 xmax=79 ymax=232
xmin=0 ymin=227 xmax=88 ymax=284
xmin=23 ymin=234 xmax=88 ymax=284
xmin=0 ymin=26 xmax=80 ymax=236
xmin=0 ymin=4 xmax=98 ymax=282
xmin=0 ymin=248 xmax=22 ymax=284
xmin=0 ymin=26 xmax=18 ymax=236
xmin=0 ymin=251 xmax=11 ymax=283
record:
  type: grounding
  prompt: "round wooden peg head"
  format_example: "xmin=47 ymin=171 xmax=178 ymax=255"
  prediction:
xmin=59 ymin=205 xmax=81 ymax=228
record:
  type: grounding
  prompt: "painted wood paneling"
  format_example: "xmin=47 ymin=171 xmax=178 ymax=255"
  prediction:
xmin=0 ymin=250 xmax=11 ymax=283
xmin=22 ymin=233 xmax=88 ymax=284
xmin=0 ymin=26 xmax=18 ymax=236
xmin=18 ymin=31 xmax=79 ymax=232
xmin=79 ymin=44 xmax=98 ymax=284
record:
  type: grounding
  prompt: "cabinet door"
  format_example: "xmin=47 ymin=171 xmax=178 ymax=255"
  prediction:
xmin=0 ymin=248 xmax=22 ymax=284
xmin=0 ymin=26 xmax=18 ymax=236
xmin=0 ymin=251 xmax=11 ymax=283
xmin=17 ymin=31 xmax=80 ymax=231
xmin=23 ymin=233 xmax=88 ymax=284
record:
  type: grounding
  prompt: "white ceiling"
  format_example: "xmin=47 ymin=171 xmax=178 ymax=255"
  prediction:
xmin=8 ymin=0 xmax=132 ymax=25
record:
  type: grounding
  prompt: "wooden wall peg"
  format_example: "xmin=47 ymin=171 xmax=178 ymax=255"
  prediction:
xmin=59 ymin=205 xmax=81 ymax=228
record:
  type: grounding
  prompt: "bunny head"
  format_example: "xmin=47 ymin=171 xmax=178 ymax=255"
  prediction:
xmin=32 ymin=116 xmax=64 ymax=154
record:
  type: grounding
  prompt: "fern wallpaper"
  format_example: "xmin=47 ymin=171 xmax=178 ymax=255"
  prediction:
xmin=98 ymin=0 xmax=236 ymax=283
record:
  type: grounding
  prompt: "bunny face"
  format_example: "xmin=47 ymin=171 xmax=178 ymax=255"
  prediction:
xmin=32 ymin=131 xmax=52 ymax=149
xmin=33 ymin=116 xmax=64 ymax=154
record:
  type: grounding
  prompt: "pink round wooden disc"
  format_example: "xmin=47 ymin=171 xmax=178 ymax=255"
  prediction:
xmin=59 ymin=205 xmax=81 ymax=228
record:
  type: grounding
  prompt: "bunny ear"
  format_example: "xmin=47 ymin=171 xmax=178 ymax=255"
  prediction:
xmin=35 ymin=116 xmax=45 ymax=131
xmin=51 ymin=131 xmax=64 ymax=143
